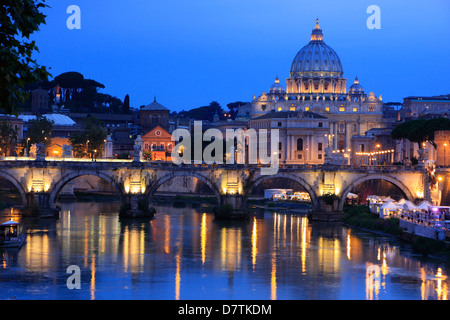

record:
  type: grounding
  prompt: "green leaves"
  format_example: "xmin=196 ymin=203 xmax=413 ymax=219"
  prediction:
xmin=0 ymin=120 xmax=18 ymax=156
xmin=69 ymin=117 xmax=107 ymax=158
xmin=27 ymin=115 xmax=54 ymax=146
xmin=391 ymin=118 xmax=450 ymax=148
xmin=0 ymin=0 xmax=50 ymax=115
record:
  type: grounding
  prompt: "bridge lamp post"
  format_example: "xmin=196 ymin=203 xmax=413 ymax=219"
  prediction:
xmin=375 ymin=144 xmax=381 ymax=165
xmin=86 ymin=140 xmax=90 ymax=159
xmin=444 ymin=143 xmax=447 ymax=167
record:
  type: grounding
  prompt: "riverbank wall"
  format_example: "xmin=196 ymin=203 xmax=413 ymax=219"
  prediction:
xmin=399 ymin=219 xmax=446 ymax=241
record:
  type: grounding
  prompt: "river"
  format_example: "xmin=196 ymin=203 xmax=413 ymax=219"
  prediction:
xmin=0 ymin=201 xmax=449 ymax=300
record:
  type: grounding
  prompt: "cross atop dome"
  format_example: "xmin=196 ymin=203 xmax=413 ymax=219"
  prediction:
xmin=311 ymin=18 xmax=323 ymax=41
xmin=314 ymin=18 xmax=320 ymax=30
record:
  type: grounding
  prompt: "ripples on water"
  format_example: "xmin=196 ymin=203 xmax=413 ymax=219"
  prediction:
xmin=0 ymin=201 xmax=449 ymax=300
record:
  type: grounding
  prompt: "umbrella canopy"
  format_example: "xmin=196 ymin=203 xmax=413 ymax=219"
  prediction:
xmin=1 ymin=219 xmax=20 ymax=226
xmin=347 ymin=192 xmax=358 ymax=199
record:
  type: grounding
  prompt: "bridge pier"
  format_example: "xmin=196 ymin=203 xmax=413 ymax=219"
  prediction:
xmin=215 ymin=194 xmax=248 ymax=219
xmin=119 ymin=194 xmax=156 ymax=219
xmin=309 ymin=197 xmax=344 ymax=221
xmin=23 ymin=192 xmax=60 ymax=218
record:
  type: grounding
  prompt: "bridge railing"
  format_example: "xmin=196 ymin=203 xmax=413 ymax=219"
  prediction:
xmin=0 ymin=157 xmax=424 ymax=172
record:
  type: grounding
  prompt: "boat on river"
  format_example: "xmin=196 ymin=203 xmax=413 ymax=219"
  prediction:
xmin=0 ymin=219 xmax=26 ymax=248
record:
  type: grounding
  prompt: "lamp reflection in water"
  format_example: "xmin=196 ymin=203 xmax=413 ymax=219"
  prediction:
xmin=366 ymin=264 xmax=381 ymax=300
xmin=201 ymin=213 xmax=207 ymax=266
xmin=175 ymin=214 xmax=184 ymax=300
xmin=251 ymin=217 xmax=257 ymax=270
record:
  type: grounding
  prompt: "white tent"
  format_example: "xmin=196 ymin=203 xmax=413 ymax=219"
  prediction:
xmin=402 ymin=201 xmax=418 ymax=211
xmin=347 ymin=192 xmax=358 ymax=199
xmin=380 ymin=201 xmax=400 ymax=218
xmin=417 ymin=200 xmax=432 ymax=210
xmin=397 ymin=199 xmax=407 ymax=205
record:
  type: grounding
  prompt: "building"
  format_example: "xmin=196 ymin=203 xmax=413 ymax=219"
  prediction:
xmin=0 ymin=115 xmax=24 ymax=156
xmin=47 ymin=137 xmax=71 ymax=158
xmin=240 ymin=19 xmax=386 ymax=155
xmin=402 ymin=95 xmax=450 ymax=118
xmin=139 ymin=98 xmax=170 ymax=134
xmin=31 ymin=88 xmax=49 ymax=114
xmin=248 ymin=111 xmax=329 ymax=164
xmin=141 ymin=125 xmax=173 ymax=161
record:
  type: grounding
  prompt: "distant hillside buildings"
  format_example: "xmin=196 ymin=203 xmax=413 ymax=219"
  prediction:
xmin=1 ymin=19 xmax=449 ymax=165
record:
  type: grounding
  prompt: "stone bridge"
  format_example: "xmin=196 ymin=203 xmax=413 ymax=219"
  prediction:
xmin=0 ymin=159 xmax=436 ymax=219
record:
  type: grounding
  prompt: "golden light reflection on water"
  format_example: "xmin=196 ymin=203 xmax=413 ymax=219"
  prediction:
xmin=90 ymin=253 xmax=96 ymax=300
xmin=251 ymin=217 xmax=257 ymax=270
xmin=201 ymin=213 xmax=207 ymax=265
xmin=175 ymin=214 xmax=184 ymax=300
xmin=2 ymin=203 xmax=450 ymax=300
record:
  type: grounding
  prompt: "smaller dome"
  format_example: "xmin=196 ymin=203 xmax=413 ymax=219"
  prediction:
xmin=269 ymin=76 xmax=285 ymax=94
xmin=349 ymin=76 xmax=364 ymax=94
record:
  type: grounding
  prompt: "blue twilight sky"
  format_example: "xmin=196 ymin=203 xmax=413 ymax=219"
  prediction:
xmin=31 ymin=0 xmax=450 ymax=112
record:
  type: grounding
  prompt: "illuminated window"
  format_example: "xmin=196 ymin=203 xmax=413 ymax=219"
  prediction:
xmin=339 ymin=107 xmax=345 ymax=112
xmin=353 ymin=107 xmax=357 ymax=112
xmin=325 ymin=107 xmax=330 ymax=112
xmin=278 ymin=107 xmax=282 ymax=112
xmin=305 ymin=107 xmax=310 ymax=111
xmin=290 ymin=107 xmax=296 ymax=111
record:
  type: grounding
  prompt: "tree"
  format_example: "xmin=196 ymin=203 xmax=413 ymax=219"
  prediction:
xmin=49 ymin=72 xmax=105 ymax=110
xmin=0 ymin=0 xmax=50 ymax=115
xmin=27 ymin=115 xmax=54 ymax=146
xmin=391 ymin=118 xmax=450 ymax=149
xmin=178 ymin=101 xmax=224 ymax=122
xmin=0 ymin=121 xmax=18 ymax=156
xmin=123 ymin=94 xmax=130 ymax=113
xmin=227 ymin=101 xmax=247 ymax=120
xmin=70 ymin=117 xmax=107 ymax=158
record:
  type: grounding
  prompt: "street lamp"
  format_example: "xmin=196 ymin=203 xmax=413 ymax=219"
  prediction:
xmin=444 ymin=143 xmax=448 ymax=166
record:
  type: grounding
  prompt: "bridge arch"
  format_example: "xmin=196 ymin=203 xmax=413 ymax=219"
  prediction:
xmin=245 ymin=172 xmax=319 ymax=211
xmin=338 ymin=174 xmax=415 ymax=212
xmin=48 ymin=171 xmax=124 ymax=208
xmin=147 ymin=171 xmax=222 ymax=205
xmin=0 ymin=170 xmax=28 ymax=207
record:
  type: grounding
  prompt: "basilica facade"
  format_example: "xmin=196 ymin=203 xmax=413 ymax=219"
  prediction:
xmin=241 ymin=19 xmax=387 ymax=163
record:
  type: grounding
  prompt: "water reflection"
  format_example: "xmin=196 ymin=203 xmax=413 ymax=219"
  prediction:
xmin=0 ymin=202 xmax=449 ymax=300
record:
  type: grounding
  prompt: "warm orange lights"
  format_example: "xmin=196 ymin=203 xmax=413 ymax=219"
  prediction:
xmin=355 ymin=149 xmax=395 ymax=156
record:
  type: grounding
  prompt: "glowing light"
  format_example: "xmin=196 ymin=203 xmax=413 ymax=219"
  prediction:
xmin=346 ymin=232 xmax=351 ymax=260
xmin=251 ymin=217 xmax=258 ymax=270
xmin=201 ymin=213 xmax=207 ymax=265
